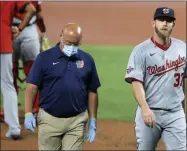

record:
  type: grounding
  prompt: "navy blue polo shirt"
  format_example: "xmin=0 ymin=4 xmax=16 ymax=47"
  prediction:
xmin=26 ymin=43 xmax=101 ymax=118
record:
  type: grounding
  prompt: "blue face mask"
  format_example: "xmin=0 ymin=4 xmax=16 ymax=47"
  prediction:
xmin=63 ymin=44 xmax=78 ymax=57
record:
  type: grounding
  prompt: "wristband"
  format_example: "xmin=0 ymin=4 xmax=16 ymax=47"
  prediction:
xmin=25 ymin=112 xmax=32 ymax=116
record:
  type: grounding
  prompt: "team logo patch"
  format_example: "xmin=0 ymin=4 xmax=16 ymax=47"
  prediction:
xmin=76 ymin=60 xmax=84 ymax=68
xmin=163 ymin=8 xmax=170 ymax=14
xmin=127 ymin=66 xmax=134 ymax=74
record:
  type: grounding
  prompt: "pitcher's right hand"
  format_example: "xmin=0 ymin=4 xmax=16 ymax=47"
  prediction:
xmin=141 ymin=106 xmax=155 ymax=128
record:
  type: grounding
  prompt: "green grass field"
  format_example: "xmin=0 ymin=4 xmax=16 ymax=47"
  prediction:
xmin=1 ymin=45 xmax=138 ymax=122
xmin=81 ymin=45 xmax=137 ymax=121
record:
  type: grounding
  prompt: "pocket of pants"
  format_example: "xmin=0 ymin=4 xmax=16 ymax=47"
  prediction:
xmin=37 ymin=108 xmax=43 ymax=125
xmin=82 ymin=110 xmax=89 ymax=123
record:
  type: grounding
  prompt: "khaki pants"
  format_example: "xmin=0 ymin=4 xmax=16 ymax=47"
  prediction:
xmin=37 ymin=108 xmax=89 ymax=150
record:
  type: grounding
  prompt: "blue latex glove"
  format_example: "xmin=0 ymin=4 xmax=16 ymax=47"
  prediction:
xmin=24 ymin=112 xmax=36 ymax=132
xmin=87 ymin=118 xmax=96 ymax=143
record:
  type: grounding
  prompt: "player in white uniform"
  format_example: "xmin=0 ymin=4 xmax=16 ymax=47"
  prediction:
xmin=125 ymin=7 xmax=186 ymax=150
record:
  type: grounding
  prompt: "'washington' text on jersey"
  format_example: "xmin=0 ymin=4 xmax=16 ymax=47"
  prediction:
xmin=147 ymin=55 xmax=186 ymax=76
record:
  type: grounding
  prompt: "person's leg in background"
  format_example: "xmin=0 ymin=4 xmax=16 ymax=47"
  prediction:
xmin=21 ymin=24 xmax=40 ymax=114
xmin=0 ymin=30 xmax=21 ymax=123
xmin=0 ymin=53 xmax=21 ymax=139
xmin=23 ymin=60 xmax=40 ymax=113
xmin=13 ymin=61 xmax=19 ymax=94
xmin=12 ymin=41 xmax=21 ymax=97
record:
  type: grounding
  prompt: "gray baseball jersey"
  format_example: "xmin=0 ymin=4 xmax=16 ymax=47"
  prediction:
xmin=125 ymin=37 xmax=186 ymax=111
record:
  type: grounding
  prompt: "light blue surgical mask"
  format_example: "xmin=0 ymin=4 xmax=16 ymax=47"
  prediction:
xmin=63 ymin=44 xmax=78 ymax=57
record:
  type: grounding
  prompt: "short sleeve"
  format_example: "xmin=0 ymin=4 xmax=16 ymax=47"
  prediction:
xmin=88 ymin=57 xmax=101 ymax=92
xmin=125 ymin=46 xmax=145 ymax=84
xmin=36 ymin=4 xmax=41 ymax=12
xmin=26 ymin=54 xmax=44 ymax=87
xmin=16 ymin=1 xmax=30 ymax=13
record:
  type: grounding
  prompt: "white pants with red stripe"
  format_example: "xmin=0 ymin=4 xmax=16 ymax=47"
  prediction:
xmin=0 ymin=53 xmax=20 ymax=132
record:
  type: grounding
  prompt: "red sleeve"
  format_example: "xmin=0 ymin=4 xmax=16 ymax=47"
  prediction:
xmin=36 ymin=18 xmax=46 ymax=33
xmin=36 ymin=3 xmax=41 ymax=12
xmin=35 ymin=2 xmax=46 ymax=32
xmin=16 ymin=1 xmax=30 ymax=13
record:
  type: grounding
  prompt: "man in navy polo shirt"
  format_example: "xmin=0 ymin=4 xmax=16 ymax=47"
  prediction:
xmin=24 ymin=23 xmax=101 ymax=150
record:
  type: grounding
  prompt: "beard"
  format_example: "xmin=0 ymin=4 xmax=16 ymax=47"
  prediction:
xmin=155 ymin=26 xmax=172 ymax=39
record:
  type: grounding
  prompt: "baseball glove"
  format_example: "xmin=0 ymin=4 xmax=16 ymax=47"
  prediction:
xmin=40 ymin=36 xmax=53 ymax=52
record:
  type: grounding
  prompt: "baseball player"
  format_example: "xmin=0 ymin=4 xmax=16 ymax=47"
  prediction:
xmin=125 ymin=7 xmax=186 ymax=150
xmin=0 ymin=1 xmax=36 ymax=139
xmin=12 ymin=1 xmax=46 ymax=114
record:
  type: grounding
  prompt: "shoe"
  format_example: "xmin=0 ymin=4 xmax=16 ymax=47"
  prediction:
xmin=6 ymin=128 xmax=21 ymax=140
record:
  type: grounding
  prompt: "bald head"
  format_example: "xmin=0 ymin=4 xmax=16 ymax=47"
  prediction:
xmin=63 ymin=23 xmax=82 ymax=36
xmin=61 ymin=23 xmax=82 ymax=46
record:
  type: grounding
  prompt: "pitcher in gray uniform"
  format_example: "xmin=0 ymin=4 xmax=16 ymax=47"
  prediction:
xmin=125 ymin=7 xmax=186 ymax=150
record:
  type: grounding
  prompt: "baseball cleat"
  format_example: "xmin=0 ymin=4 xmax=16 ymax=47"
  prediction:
xmin=6 ymin=129 xmax=21 ymax=140
xmin=7 ymin=134 xmax=21 ymax=140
